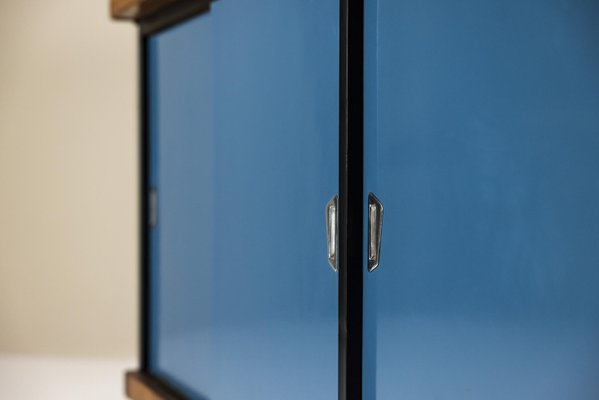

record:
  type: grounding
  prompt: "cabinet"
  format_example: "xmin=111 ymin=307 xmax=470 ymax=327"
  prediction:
xmin=113 ymin=0 xmax=599 ymax=399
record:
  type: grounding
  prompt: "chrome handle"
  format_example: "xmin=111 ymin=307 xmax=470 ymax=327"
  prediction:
xmin=368 ymin=193 xmax=384 ymax=272
xmin=325 ymin=195 xmax=339 ymax=272
xmin=149 ymin=188 xmax=158 ymax=228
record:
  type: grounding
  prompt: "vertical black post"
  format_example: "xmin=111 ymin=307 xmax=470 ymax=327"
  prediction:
xmin=339 ymin=0 xmax=364 ymax=399
xmin=139 ymin=32 xmax=150 ymax=372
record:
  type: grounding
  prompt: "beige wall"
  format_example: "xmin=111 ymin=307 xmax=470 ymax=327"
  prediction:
xmin=0 ymin=1 xmax=138 ymax=357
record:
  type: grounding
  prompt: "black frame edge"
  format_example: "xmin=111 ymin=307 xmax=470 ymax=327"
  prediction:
xmin=339 ymin=0 xmax=364 ymax=400
xmin=139 ymin=32 xmax=150 ymax=372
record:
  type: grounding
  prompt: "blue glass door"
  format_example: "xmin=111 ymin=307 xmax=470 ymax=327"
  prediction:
xmin=364 ymin=0 xmax=599 ymax=399
xmin=147 ymin=1 xmax=339 ymax=398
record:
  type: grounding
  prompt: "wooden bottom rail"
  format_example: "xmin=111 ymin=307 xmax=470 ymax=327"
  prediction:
xmin=125 ymin=371 xmax=186 ymax=400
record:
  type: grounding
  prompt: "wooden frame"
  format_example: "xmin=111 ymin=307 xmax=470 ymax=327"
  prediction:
xmin=112 ymin=0 xmax=212 ymax=34
xmin=125 ymin=372 xmax=188 ymax=400
xmin=112 ymin=0 xmax=177 ymax=20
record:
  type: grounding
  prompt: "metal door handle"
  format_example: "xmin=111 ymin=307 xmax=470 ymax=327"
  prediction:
xmin=368 ymin=193 xmax=384 ymax=272
xmin=149 ymin=188 xmax=158 ymax=228
xmin=325 ymin=195 xmax=338 ymax=272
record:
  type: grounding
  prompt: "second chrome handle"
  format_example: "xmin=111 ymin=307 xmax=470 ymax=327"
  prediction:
xmin=368 ymin=193 xmax=384 ymax=272
xmin=325 ymin=195 xmax=339 ymax=272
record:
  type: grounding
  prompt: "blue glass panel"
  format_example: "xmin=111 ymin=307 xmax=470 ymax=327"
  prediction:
xmin=364 ymin=0 xmax=599 ymax=399
xmin=148 ymin=1 xmax=339 ymax=398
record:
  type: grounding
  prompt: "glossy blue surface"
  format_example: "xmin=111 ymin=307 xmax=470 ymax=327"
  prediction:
xmin=364 ymin=0 xmax=599 ymax=398
xmin=147 ymin=2 xmax=339 ymax=398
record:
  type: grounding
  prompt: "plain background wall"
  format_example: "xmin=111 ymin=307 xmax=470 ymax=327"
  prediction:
xmin=0 ymin=0 xmax=138 ymax=358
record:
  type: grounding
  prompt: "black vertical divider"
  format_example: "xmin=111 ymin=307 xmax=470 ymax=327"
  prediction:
xmin=139 ymin=32 xmax=150 ymax=372
xmin=338 ymin=0 xmax=364 ymax=399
